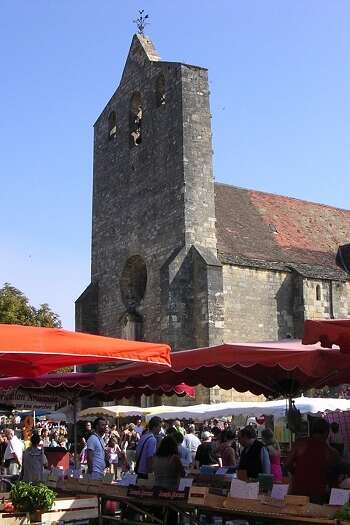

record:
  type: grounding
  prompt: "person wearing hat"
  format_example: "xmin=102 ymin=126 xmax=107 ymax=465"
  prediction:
xmin=195 ymin=431 xmax=221 ymax=469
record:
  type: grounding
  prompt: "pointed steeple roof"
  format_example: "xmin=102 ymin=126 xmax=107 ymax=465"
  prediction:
xmin=134 ymin=33 xmax=160 ymax=61
xmin=120 ymin=34 xmax=161 ymax=85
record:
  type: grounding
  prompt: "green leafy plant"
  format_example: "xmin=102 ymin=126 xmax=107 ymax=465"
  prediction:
xmin=10 ymin=482 xmax=56 ymax=513
xmin=335 ymin=503 xmax=350 ymax=520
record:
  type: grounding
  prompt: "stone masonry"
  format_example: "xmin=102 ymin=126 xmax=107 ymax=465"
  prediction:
xmin=76 ymin=34 xmax=224 ymax=404
xmin=77 ymin=34 xmax=350 ymax=406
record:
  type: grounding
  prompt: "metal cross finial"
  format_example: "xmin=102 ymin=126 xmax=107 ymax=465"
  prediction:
xmin=133 ymin=10 xmax=149 ymax=35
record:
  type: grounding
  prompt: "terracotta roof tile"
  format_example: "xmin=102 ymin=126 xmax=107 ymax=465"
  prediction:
xmin=215 ymin=183 xmax=350 ymax=279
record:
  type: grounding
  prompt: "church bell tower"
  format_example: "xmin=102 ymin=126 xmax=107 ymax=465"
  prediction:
xmin=76 ymin=34 xmax=224 ymax=401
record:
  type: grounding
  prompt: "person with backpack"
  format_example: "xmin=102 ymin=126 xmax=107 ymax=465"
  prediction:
xmin=135 ymin=416 xmax=162 ymax=478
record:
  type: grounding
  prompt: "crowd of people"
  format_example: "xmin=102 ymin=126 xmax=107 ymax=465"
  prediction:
xmin=0 ymin=421 xmax=71 ymax=483
xmin=83 ymin=416 xmax=281 ymax=484
xmin=1 ymin=413 xmax=350 ymax=506
xmin=84 ymin=415 xmax=350 ymax=505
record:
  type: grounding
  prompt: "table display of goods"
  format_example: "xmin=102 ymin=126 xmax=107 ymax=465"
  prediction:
xmin=57 ymin=473 xmax=350 ymax=524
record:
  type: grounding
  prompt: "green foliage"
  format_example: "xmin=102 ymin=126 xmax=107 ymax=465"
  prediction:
xmin=335 ymin=503 xmax=350 ymax=520
xmin=34 ymin=302 xmax=61 ymax=328
xmin=0 ymin=283 xmax=61 ymax=328
xmin=10 ymin=481 xmax=56 ymax=512
xmin=307 ymin=385 xmax=350 ymax=399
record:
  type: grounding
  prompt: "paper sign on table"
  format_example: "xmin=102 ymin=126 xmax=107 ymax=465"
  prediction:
xmin=246 ymin=482 xmax=259 ymax=500
xmin=230 ymin=479 xmax=259 ymax=500
xmin=329 ymin=488 xmax=350 ymax=506
xmin=178 ymin=478 xmax=193 ymax=492
xmin=230 ymin=479 xmax=247 ymax=498
xmin=188 ymin=486 xmax=209 ymax=505
xmin=230 ymin=479 xmax=248 ymax=498
xmin=271 ymin=484 xmax=289 ymax=500
xmin=118 ymin=473 xmax=137 ymax=486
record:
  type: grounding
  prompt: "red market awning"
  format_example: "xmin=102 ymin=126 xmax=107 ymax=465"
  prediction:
xmin=0 ymin=324 xmax=171 ymax=377
xmin=0 ymin=373 xmax=98 ymax=410
xmin=303 ymin=319 xmax=350 ymax=350
xmin=0 ymin=372 xmax=96 ymax=391
xmin=96 ymin=340 xmax=350 ymax=397
xmin=106 ymin=382 xmax=196 ymax=399
xmin=0 ymin=373 xmax=195 ymax=401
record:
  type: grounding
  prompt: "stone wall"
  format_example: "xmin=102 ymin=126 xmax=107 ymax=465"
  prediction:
xmin=222 ymin=265 xmax=295 ymax=343
xmin=75 ymin=283 xmax=99 ymax=335
xmin=77 ymin=34 xmax=223 ymax=364
xmin=76 ymin=34 xmax=350 ymax=410
xmin=332 ymin=281 xmax=350 ymax=318
xmin=303 ymin=279 xmax=350 ymax=320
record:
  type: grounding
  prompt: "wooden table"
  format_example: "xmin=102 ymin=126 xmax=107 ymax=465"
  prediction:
xmin=96 ymin=493 xmax=344 ymax=525
xmin=58 ymin=480 xmax=347 ymax=525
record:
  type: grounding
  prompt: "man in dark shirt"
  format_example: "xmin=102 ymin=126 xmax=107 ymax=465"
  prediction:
xmin=238 ymin=426 xmax=271 ymax=478
xmin=195 ymin=431 xmax=220 ymax=468
xmin=286 ymin=418 xmax=345 ymax=503
xmin=211 ymin=419 xmax=221 ymax=435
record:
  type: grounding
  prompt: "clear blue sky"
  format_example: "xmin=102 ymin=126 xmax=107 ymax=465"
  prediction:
xmin=1 ymin=1 xmax=350 ymax=329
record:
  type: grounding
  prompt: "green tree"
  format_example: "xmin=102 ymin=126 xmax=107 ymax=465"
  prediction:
xmin=34 ymin=303 xmax=61 ymax=328
xmin=0 ymin=283 xmax=61 ymax=328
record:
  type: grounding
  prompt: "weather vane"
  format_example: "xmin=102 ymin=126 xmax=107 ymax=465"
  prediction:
xmin=133 ymin=10 xmax=149 ymax=35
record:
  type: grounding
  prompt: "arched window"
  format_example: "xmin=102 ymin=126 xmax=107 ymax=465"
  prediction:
xmin=155 ymin=73 xmax=166 ymax=107
xmin=108 ymin=111 xmax=117 ymax=140
xmin=316 ymin=284 xmax=321 ymax=301
xmin=120 ymin=255 xmax=147 ymax=341
xmin=129 ymin=92 xmax=142 ymax=147
xmin=120 ymin=255 xmax=147 ymax=311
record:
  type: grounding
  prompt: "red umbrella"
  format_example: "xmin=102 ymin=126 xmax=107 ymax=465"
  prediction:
xmin=303 ymin=319 xmax=350 ymax=350
xmin=0 ymin=324 xmax=170 ymax=377
xmin=96 ymin=340 xmax=350 ymax=397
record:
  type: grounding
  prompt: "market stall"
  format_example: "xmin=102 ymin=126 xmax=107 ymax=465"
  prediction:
xmin=303 ymin=318 xmax=350 ymax=350
xmin=57 ymin=474 xmax=349 ymax=525
xmin=144 ymin=397 xmax=350 ymax=422
xmin=4 ymin=322 xmax=350 ymax=524
xmin=79 ymin=405 xmax=151 ymax=419
xmin=0 ymin=323 xmax=171 ymax=377
xmin=95 ymin=339 xmax=350 ymax=397
xmin=0 ymin=327 xmax=171 ymax=479
xmin=3 ymin=471 xmax=350 ymax=525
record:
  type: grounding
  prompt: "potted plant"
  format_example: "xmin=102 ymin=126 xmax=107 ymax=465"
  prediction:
xmin=10 ymin=481 xmax=56 ymax=522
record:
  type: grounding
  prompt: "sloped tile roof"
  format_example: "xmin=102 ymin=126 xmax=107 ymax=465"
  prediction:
xmin=215 ymin=183 xmax=350 ymax=280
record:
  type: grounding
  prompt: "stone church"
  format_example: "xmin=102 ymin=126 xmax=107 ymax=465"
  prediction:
xmin=76 ymin=34 xmax=350 ymax=404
